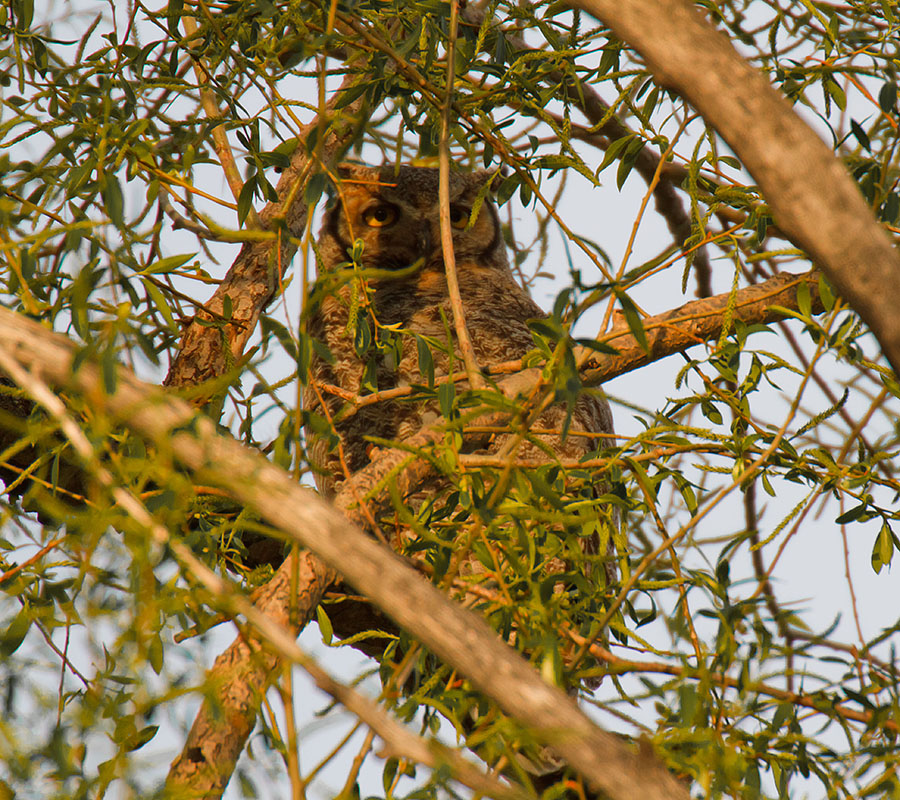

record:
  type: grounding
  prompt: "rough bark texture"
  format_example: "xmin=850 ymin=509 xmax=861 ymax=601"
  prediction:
xmin=166 ymin=551 xmax=337 ymax=797
xmin=570 ymin=0 xmax=900 ymax=376
xmin=578 ymin=270 xmax=824 ymax=384
xmin=163 ymin=93 xmax=364 ymax=392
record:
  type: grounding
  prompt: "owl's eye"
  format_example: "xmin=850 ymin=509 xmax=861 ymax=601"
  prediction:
xmin=362 ymin=204 xmax=399 ymax=228
xmin=449 ymin=205 xmax=470 ymax=229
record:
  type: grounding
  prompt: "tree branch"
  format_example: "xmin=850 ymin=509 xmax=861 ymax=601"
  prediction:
xmin=0 ymin=305 xmax=690 ymax=800
xmin=166 ymin=550 xmax=337 ymax=797
xmin=569 ymin=0 xmax=900 ymax=375
xmin=162 ymin=80 xmax=364 ymax=393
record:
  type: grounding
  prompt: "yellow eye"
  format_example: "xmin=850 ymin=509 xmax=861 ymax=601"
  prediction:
xmin=449 ymin=205 xmax=470 ymax=229
xmin=362 ymin=204 xmax=399 ymax=228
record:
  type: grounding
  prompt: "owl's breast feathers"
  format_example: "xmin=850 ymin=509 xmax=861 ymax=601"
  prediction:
xmin=305 ymin=262 xmax=612 ymax=495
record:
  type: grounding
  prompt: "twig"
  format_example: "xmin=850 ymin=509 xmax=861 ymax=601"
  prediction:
xmin=438 ymin=0 xmax=485 ymax=391
xmin=182 ymin=15 xmax=260 ymax=228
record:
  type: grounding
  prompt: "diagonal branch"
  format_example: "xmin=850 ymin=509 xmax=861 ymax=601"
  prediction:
xmin=568 ymin=0 xmax=900 ymax=376
xmin=163 ymin=79 xmax=365 ymax=393
xmin=0 ymin=305 xmax=690 ymax=800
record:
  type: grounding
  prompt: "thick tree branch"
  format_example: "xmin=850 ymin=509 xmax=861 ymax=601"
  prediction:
xmin=166 ymin=551 xmax=337 ymax=797
xmin=0 ymin=306 xmax=689 ymax=800
xmin=578 ymin=269 xmax=824 ymax=384
xmin=0 ymin=268 xmax=823 ymax=797
xmin=569 ymin=0 xmax=900 ymax=375
xmin=316 ymin=270 xmax=823 ymax=432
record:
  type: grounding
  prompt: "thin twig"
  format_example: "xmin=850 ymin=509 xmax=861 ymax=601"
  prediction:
xmin=438 ymin=0 xmax=485 ymax=391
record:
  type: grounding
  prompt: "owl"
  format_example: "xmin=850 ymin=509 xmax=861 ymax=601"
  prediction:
xmin=304 ymin=163 xmax=614 ymax=491
xmin=302 ymin=164 xmax=616 ymax=682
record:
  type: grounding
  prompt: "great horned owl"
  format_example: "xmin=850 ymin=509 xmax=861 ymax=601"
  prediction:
xmin=304 ymin=163 xmax=614 ymax=499
xmin=302 ymin=165 xmax=616 ymax=695
xmin=300 ymin=164 xmax=616 ymax=780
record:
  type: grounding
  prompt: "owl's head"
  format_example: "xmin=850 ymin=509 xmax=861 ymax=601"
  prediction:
xmin=318 ymin=164 xmax=507 ymax=276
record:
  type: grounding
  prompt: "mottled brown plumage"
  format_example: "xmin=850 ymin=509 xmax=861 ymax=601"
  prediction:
xmin=304 ymin=163 xmax=613 ymax=504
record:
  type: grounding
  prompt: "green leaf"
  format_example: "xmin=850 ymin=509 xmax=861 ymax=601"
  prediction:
xmin=438 ymin=381 xmax=455 ymax=418
xmin=143 ymin=279 xmax=177 ymax=329
xmin=127 ymin=725 xmax=159 ymax=752
xmin=166 ymin=0 xmax=184 ymax=34
xmin=237 ymin=178 xmax=256 ymax=226
xmin=824 ymin=79 xmax=846 ymax=111
xmin=353 ymin=316 xmax=371 ymax=356
xmin=139 ymin=253 xmax=196 ymax=275
xmin=333 ymin=81 xmax=370 ymax=110
xmin=597 ymin=134 xmax=634 ymax=174
xmin=305 ymin=172 xmax=327 ymax=207
xmin=102 ymin=173 xmax=124 ymax=227
xmin=316 ymin=605 xmax=334 ymax=646
xmin=878 ymin=81 xmax=897 ymax=112
xmin=835 ymin=503 xmax=867 ymax=524
xmin=614 ymin=289 xmax=649 ymax=353
xmin=796 ymin=279 xmax=811 ymax=317
xmin=0 ymin=610 xmax=31 ymax=657
xmin=495 ymin=173 xmax=520 ymax=206
xmin=382 ymin=758 xmax=398 ymax=794
xmin=849 ymin=119 xmax=871 ymax=152
xmin=574 ymin=338 xmax=619 ymax=356
xmin=416 ymin=335 xmax=435 ymax=388
xmin=818 ymin=275 xmax=835 ymax=312
xmin=261 ymin=317 xmax=299 ymax=360
xmin=101 ymin=343 xmax=118 ymax=395
xmin=871 ymin=522 xmax=894 ymax=574
xmin=148 ymin=634 xmax=164 ymax=675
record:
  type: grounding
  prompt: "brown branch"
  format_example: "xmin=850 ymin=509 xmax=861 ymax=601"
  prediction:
xmin=569 ymin=0 xmax=900 ymax=376
xmin=166 ymin=551 xmax=337 ymax=797
xmin=0 ymin=535 xmax=65 ymax=583
xmin=572 ymin=633 xmax=900 ymax=735
xmin=439 ymin=0 xmax=485 ymax=391
xmin=577 ymin=269 xmax=824 ymax=385
xmin=162 ymin=79 xmax=364 ymax=393
xmin=0 ymin=305 xmax=690 ymax=800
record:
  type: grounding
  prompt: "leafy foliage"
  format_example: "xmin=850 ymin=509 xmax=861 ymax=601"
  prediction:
xmin=1 ymin=1 xmax=899 ymax=799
